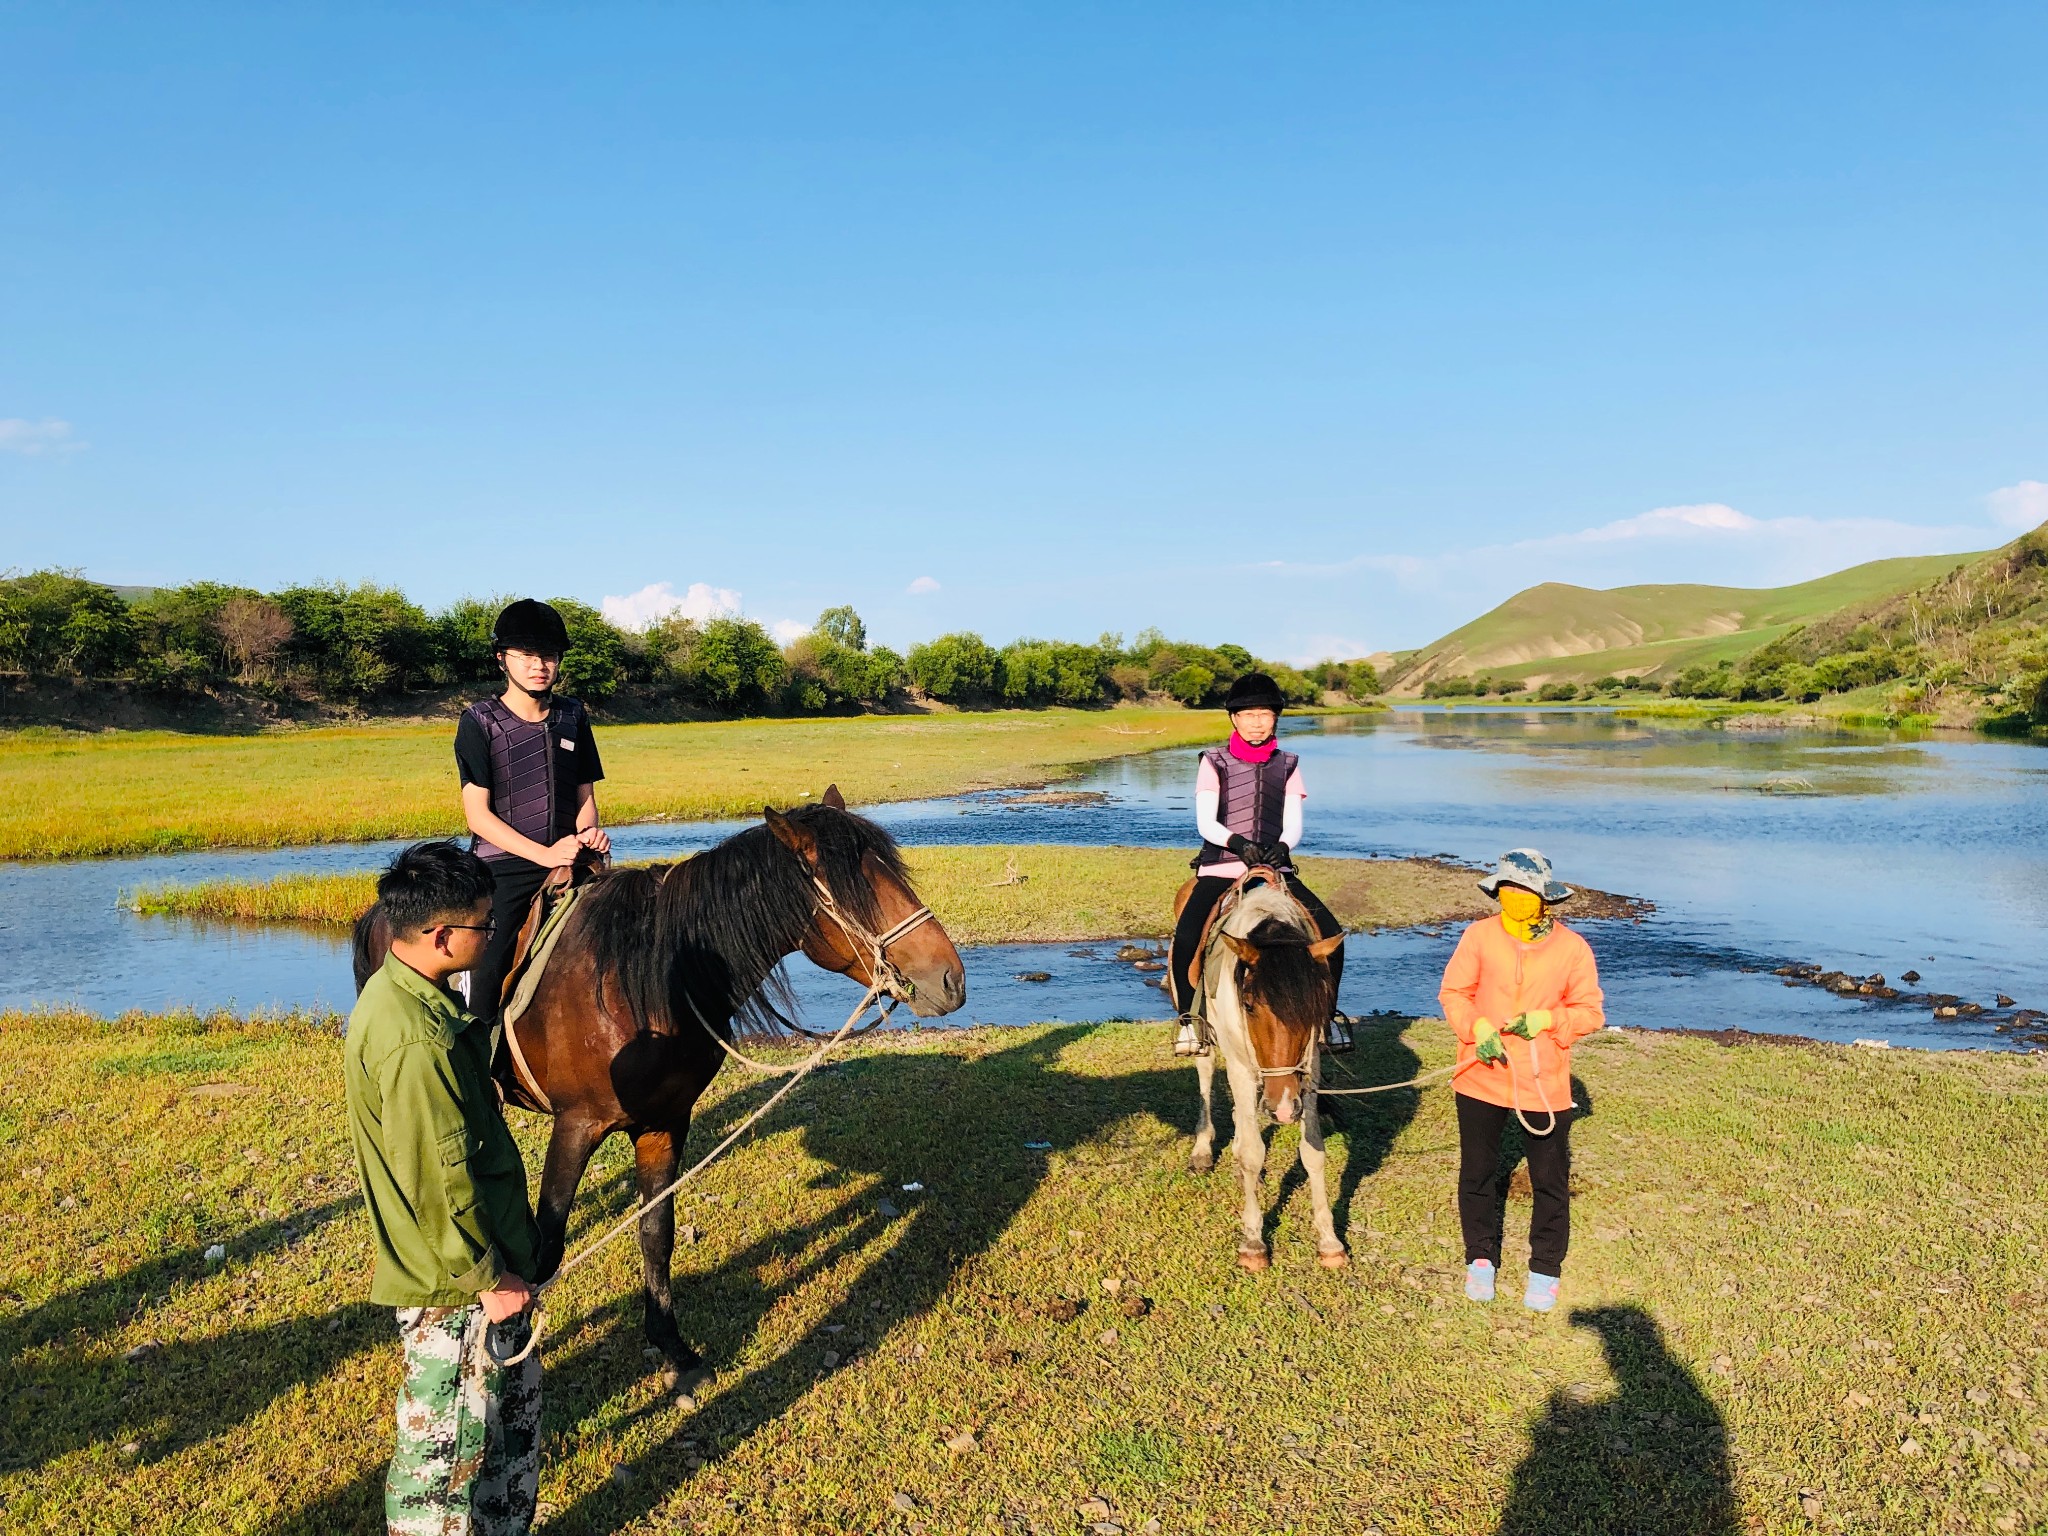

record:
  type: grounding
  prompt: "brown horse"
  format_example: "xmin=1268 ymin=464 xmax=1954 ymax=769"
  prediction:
xmin=353 ymin=788 xmax=965 ymax=1386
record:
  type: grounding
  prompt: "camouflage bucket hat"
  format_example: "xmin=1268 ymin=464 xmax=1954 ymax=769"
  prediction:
xmin=1477 ymin=848 xmax=1573 ymax=903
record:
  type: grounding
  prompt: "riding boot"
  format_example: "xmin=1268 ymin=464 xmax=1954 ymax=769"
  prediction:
xmin=1173 ymin=1015 xmax=1211 ymax=1057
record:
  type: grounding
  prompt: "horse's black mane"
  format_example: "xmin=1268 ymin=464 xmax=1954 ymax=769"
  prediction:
xmin=1237 ymin=915 xmax=1334 ymax=1025
xmin=579 ymin=803 xmax=909 ymax=1038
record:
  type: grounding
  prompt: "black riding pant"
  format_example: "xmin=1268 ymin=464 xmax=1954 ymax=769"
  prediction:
xmin=1167 ymin=872 xmax=1345 ymax=1017
xmin=467 ymin=855 xmax=549 ymax=1028
xmin=1456 ymin=1091 xmax=1574 ymax=1276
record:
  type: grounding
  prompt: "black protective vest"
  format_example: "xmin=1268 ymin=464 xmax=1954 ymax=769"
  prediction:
xmin=1194 ymin=744 xmax=1299 ymax=870
xmin=466 ymin=695 xmax=586 ymax=861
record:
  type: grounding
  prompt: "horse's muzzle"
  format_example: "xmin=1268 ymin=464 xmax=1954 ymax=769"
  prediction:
xmin=906 ymin=963 xmax=967 ymax=1018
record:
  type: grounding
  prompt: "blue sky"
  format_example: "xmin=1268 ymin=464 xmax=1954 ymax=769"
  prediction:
xmin=2 ymin=4 xmax=2043 ymax=659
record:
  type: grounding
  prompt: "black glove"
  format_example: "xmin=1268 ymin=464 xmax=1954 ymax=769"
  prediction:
xmin=1269 ymin=841 xmax=1292 ymax=868
xmin=1226 ymin=833 xmax=1258 ymax=862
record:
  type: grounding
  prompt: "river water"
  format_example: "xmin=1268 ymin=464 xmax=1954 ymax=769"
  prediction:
xmin=3 ymin=709 xmax=2042 ymax=1050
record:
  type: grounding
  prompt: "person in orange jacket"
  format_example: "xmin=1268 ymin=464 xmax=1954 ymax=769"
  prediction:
xmin=1438 ymin=848 xmax=1605 ymax=1312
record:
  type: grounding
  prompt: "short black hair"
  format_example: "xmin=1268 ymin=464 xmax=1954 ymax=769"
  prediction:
xmin=377 ymin=840 xmax=494 ymax=934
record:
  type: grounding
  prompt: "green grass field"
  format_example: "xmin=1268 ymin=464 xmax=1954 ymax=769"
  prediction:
xmin=128 ymin=847 xmax=1514 ymax=946
xmin=0 ymin=709 xmax=1225 ymax=861
xmin=2 ymin=1009 xmax=2041 ymax=1534
xmin=1388 ymin=553 xmax=1979 ymax=692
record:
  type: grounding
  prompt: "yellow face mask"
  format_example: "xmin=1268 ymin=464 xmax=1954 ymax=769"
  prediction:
xmin=1498 ymin=884 xmax=1550 ymax=941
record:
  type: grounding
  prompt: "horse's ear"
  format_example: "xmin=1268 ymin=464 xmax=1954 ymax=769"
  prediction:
xmin=763 ymin=805 xmax=817 ymax=860
xmin=1221 ymin=933 xmax=1260 ymax=965
xmin=822 ymin=783 xmax=847 ymax=810
xmin=1309 ymin=933 xmax=1345 ymax=963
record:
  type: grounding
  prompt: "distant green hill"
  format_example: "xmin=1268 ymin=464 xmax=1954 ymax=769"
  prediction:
xmin=1385 ymin=552 xmax=1981 ymax=694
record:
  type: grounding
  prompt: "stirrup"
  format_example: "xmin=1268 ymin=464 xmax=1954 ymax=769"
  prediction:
xmin=1324 ymin=1011 xmax=1355 ymax=1053
xmin=1173 ymin=1018 xmax=1210 ymax=1057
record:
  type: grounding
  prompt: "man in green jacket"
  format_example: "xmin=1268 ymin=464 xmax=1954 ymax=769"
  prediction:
xmin=344 ymin=840 xmax=545 ymax=1536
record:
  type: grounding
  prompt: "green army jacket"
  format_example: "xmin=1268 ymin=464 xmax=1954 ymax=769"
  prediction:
xmin=343 ymin=953 xmax=540 ymax=1307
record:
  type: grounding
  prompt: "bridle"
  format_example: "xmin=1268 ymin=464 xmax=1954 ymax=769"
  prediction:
xmin=776 ymin=870 xmax=935 ymax=1039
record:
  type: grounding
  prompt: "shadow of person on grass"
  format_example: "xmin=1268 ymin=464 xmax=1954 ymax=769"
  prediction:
xmin=478 ymin=1017 xmax=1426 ymax=1536
xmin=1497 ymin=1305 xmax=1735 ymax=1536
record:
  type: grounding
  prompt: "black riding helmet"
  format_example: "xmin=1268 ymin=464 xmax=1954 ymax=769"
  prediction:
xmin=492 ymin=598 xmax=570 ymax=656
xmin=1224 ymin=670 xmax=1286 ymax=714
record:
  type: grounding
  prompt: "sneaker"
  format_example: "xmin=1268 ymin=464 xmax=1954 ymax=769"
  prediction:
xmin=1325 ymin=1011 xmax=1355 ymax=1053
xmin=1173 ymin=1020 xmax=1209 ymax=1057
xmin=1464 ymin=1259 xmax=1496 ymax=1303
xmin=1524 ymin=1271 xmax=1561 ymax=1313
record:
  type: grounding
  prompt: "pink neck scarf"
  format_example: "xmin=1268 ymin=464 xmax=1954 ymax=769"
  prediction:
xmin=1226 ymin=730 xmax=1278 ymax=764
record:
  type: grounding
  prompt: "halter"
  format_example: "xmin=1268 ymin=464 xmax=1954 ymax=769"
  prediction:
xmin=768 ymin=871 xmax=935 ymax=1039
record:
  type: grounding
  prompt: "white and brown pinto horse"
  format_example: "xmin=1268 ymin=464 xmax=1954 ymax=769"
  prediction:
xmin=1178 ymin=876 xmax=1347 ymax=1271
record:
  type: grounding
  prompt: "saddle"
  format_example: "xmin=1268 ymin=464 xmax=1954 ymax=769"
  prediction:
xmin=1181 ymin=864 xmax=1297 ymax=1030
xmin=493 ymin=848 xmax=606 ymax=1112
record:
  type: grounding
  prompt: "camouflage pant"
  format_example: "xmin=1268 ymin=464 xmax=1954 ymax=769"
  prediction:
xmin=388 ymin=1305 xmax=541 ymax=1536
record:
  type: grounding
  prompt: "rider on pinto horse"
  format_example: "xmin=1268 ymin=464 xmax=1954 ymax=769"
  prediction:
xmin=454 ymin=598 xmax=612 ymax=1040
xmin=1167 ymin=670 xmax=1354 ymax=1057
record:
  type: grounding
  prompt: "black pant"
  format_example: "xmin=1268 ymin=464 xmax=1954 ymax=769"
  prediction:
xmin=1168 ymin=872 xmax=1344 ymax=1016
xmin=1457 ymin=1092 xmax=1574 ymax=1276
xmin=467 ymin=857 xmax=549 ymax=1028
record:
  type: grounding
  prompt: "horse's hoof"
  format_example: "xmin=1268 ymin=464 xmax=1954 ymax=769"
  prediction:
xmin=1237 ymin=1248 xmax=1269 ymax=1272
xmin=1317 ymin=1248 xmax=1349 ymax=1270
xmin=674 ymin=1366 xmax=713 ymax=1400
xmin=1188 ymin=1152 xmax=1214 ymax=1175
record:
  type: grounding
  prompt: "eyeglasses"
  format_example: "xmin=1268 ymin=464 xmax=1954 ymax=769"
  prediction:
xmin=440 ymin=917 xmax=498 ymax=935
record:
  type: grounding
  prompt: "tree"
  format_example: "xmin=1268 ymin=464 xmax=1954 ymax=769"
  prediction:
xmin=216 ymin=596 xmax=293 ymax=679
xmin=131 ymin=582 xmax=259 ymax=680
xmin=815 ymin=605 xmax=866 ymax=651
xmin=1165 ymin=663 xmax=1216 ymax=706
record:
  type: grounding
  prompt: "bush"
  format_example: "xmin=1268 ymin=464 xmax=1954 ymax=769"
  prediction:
xmin=906 ymin=632 xmax=1000 ymax=702
xmin=1164 ymin=664 xmax=1216 ymax=706
xmin=0 ymin=570 xmax=138 ymax=678
xmin=1421 ymin=675 xmax=1474 ymax=699
xmin=1537 ymin=682 xmax=1579 ymax=702
xmin=433 ymin=598 xmax=508 ymax=685
xmin=550 ymin=597 xmax=626 ymax=700
xmin=274 ymin=583 xmax=437 ymax=697
xmin=130 ymin=582 xmax=261 ymax=682
xmin=1592 ymin=675 xmax=1622 ymax=692
xmin=695 ymin=617 xmax=787 ymax=709
xmin=998 ymin=640 xmax=1110 ymax=706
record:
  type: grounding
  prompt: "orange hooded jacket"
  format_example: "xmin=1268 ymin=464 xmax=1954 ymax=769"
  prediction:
xmin=1438 ymin=916 xmax=1605 ymax=1113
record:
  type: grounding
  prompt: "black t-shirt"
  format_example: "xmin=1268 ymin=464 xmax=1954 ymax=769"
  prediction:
xmin=453 ymin=696 xmax=605 ymax=794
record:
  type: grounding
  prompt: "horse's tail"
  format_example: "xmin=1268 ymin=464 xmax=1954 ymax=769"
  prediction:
xmin=351 ymin=901 xmax=390 ymax=994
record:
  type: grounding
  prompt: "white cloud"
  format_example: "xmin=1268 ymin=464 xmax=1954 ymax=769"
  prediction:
xmin=601 ymin=580 xmax=741 ymax=631
xmin=771 ymin=618 xmax=809 ymax=643
xmin=0 ymin=417 xmax=82 ymax=456
xmin=1988 ymin=480 xmax=2048 ymax=531
xmin=906 ymin=575 xmax=941 ymax=595
xmin=1565 ymin=503 xmax=1759 ymax=543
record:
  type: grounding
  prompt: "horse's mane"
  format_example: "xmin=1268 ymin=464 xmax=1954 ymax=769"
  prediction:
xmin=578 ymin=804 xmax=909 ymax=1038
xmin=1232 ymin=913 xmax=1335 ymax=1026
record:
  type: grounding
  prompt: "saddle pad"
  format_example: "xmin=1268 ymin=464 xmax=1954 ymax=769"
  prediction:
xmin=501 ymin=885 xmax=583 ymax=1033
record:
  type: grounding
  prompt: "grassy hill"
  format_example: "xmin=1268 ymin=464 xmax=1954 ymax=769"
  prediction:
xmin=1385 ymin=552 xmax=1980 ymax=695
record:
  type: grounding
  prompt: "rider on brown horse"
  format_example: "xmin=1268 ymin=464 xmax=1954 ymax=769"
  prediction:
xmin=1166 ymin=670 xmax=1353 ymax=1057
xmin=454 ymin=598 xmax=611 ymax=1036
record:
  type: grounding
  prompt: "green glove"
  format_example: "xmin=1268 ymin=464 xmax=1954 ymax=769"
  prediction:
xmin=1504 ymin=1009 xmax=1554 ymax=1040
xmin=1474 ymin=1018 xmax=1506 ymax=1064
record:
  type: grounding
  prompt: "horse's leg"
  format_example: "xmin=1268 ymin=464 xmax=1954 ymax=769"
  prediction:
xmin=1189 ymin=1048 xmax=1218 ymax=1174
xmin=632 ymin=1124 xmax=708 ymax=1390
xmin=1222 ymin=1049 xmax=1270 ymax=1269
xmin=532 ymin=1113 xmax=606 ymax=1282
xmin=1299 ymin=1082 xmax=1348 ymax=1268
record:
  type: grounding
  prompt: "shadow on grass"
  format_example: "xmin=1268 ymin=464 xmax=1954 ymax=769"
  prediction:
xmin=11 ymin=1021 xmax=1427 ymax=1533
xmin=522 ymin=1020 xmax=1425 ymax=1535
xmin=1497 ymin=1305 xmax=1734 ymax=1536
xmin=1271 ymin=1014 xmax=1427 ymax=1242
